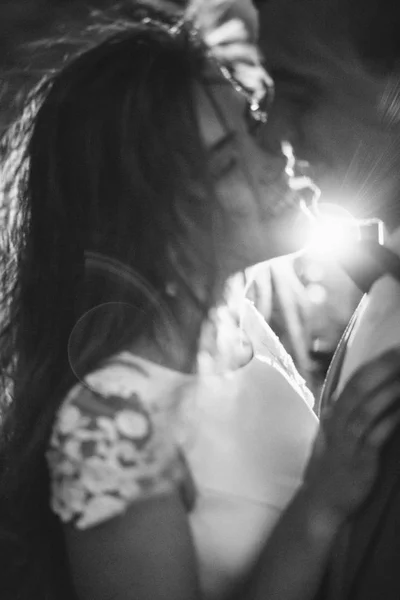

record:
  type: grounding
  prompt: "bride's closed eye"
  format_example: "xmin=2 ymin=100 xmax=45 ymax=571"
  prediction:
xmin=208 ymin=131 xmax=240 ymax=179
xmin=210 ymin=152 xmax=240 ymax=179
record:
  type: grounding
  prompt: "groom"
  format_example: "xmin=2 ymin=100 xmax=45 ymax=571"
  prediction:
xmin=257 ymin=0 xmax=400 ymax=597
xmin=314 ymin=230 xmax=400 ymax=600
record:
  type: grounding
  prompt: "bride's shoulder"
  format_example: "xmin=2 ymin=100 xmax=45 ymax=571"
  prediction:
xmin=47 ymin=352 xmax=188 ymax=530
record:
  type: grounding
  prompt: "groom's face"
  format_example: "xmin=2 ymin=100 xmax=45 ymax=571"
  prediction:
xmin=258 ymin=0 xmax=400 ymax=229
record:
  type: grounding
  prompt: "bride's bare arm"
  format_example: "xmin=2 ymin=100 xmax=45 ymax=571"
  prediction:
xmin=64 ymin=492 xmax=202 ymax=600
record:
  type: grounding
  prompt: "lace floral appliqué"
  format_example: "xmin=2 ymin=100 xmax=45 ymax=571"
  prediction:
xmin=47 ymin=386 xmax=182 ymax=529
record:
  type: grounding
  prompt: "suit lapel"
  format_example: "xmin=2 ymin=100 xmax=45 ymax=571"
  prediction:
xmin=318 ymin=295 xmax=400 ymax=599
xmin=319 ymin=296 xmax=366 ymax=416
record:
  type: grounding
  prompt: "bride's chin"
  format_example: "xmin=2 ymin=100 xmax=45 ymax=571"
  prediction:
xmin=272 ymin=207 xmax=315 ymax=258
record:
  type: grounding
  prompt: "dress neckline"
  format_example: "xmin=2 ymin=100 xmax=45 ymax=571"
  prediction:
xmin=115 ymin=343 xmax=255 ymax=380
xmin=114 ymin=302 xmax=256 ymax=379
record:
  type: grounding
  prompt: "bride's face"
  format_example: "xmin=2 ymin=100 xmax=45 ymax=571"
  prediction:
xmin=196 ymin=79 xmax=316 ymax=271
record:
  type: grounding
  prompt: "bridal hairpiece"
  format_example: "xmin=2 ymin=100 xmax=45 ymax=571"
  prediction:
xmin=141 ymin=0 xmax=274 ymax=123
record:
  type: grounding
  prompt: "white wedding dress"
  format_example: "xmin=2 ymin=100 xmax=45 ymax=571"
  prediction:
xmin=48 ymin=300 xmax=318 ymax=599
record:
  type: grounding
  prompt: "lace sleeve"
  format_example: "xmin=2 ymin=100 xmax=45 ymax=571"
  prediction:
xmin=47 ymin=378 xmax=185 ymax=530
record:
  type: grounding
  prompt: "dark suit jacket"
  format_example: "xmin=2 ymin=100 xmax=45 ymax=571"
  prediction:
xmin=315 ymin=262 xmax=400 ymax=599
xmin=316 ymin=411 xmax=400 ymax=599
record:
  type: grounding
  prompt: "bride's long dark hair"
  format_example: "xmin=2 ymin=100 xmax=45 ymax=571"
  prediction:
xmin=0 ymin=5 xmax=221 ymax=598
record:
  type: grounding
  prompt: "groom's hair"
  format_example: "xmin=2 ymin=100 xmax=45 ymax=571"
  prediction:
xmin=258 ymin=0 xmax=400 ymax=228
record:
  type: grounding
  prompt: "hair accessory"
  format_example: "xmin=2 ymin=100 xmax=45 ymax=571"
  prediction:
xmin=188 ymin=0 xmax=274 ymax=122
xmin=140 ymin=0 xmax=274 ymax=123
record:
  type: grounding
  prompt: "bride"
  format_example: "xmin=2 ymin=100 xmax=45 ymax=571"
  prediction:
xmin=0 ymin=2 xmax=399 ymax=600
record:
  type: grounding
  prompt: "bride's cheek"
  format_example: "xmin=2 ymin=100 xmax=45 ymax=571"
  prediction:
xmin=217 ymin=178 xmax=259 ymax=218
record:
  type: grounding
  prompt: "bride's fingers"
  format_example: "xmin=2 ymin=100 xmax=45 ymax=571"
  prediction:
xmin=366 ymin=408 xmax=400 ymax=447
xmin=323 ymin=381 xmax=400 ymax=450
xmin=343 ymin=394 xmax=400 ymax=455
xmin=346 ymin=381 xmax=400 ymax=436
xmin=332 ymin=349 xmax=400 ymax=423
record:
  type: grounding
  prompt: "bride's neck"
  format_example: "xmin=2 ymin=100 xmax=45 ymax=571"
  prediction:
xmin=127 ymin=272 xmax=236 ymax=374
xmin=127 ymin=274 xmax=252 ymax=374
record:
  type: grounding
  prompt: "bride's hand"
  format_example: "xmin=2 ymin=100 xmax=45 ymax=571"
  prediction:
xmin=304 ymin=349 xmax=400 ymax=524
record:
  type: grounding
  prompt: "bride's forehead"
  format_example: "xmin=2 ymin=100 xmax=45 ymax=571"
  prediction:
xmin=194 ymin=80 xmax=246 ymax=149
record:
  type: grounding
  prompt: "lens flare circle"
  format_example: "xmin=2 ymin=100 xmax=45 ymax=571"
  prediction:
xmin=67 ymin=252 xmax=175 ymax=391
xmin=306 ymin=202 xmax=359 ymax=260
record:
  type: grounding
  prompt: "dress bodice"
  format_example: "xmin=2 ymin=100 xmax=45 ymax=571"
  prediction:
xmin=183 ymin=302 xmax=318 ymax=597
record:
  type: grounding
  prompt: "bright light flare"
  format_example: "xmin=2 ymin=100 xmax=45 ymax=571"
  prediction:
xmin=306 ymin=202 xmax=359 ymax=260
